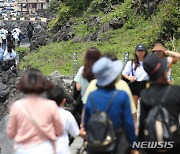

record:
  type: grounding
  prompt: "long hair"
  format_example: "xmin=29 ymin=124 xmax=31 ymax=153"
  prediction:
xmin=133 ymin=50 xmax=148 ymax=70
xmin=83 ymin=47 xmax=101 ymax=82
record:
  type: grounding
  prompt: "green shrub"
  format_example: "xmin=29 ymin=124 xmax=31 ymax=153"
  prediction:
xmin=87 ymin=0 xmax=111 ymax=13
xmin=48 ymin=3 xmax=71 ymax=30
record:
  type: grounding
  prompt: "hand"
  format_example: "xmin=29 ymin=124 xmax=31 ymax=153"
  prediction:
xmin=80 ymin=127 xmax=86 ymax=139
xmin=164 ymin=50 xmax=169 ymax=55
xmin=130 ymin=150 xmax=140 ymax=154
xmin=128 ymin=76 xmax=136 ymax=83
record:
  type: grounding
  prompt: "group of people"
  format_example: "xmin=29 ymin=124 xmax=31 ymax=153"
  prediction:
xmin=0 ymin=22 xmax=34 ymax=71
xmin=6 ymin=40 xmax=180 ymax=154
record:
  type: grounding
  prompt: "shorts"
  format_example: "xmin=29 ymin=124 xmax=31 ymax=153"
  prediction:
xmin=129 ymin=81 xmax=147 ymax=96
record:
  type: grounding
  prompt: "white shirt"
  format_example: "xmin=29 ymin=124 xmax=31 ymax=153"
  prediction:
xmin=3 ymin=48 xmax=17 ymax=61
xmin=56 ymin=107 xmax=80 ymax=154
xmin=0 ymin=28 xmax=8 ymax=40
xmin=12 ymin=28 xmax=21 ymax=40
xmin=122 ymin=61 xmax=149 ymax=81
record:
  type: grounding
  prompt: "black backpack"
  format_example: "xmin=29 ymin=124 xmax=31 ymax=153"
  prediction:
xmin=87 ymin=90 xmax=118 ymax=153
xmin=144 ymin=86 xmax=180 ymax=147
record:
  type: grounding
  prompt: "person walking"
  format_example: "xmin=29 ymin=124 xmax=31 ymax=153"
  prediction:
xmin=6 ymin=31 xmax=15 ymax=49
xmin=73 ymin=47 xmax=101 ymax=124
xmin=82 ymin=53 xmax=137 ymax=134
xmin=3 ymin=42 xmax=19 ymax=70
xmin=7 ymin=68 xmax=63 ymax=154
xmin=138 ymin=53 xmax=180 ymax=154
xmin=27 ymin=22 xmax=34 ymax=43
xmin=122 ymin=44 xmax=149 ymax=108
xmin=0 ymin=27 xmax=8 ymax=49
xmin=81 ymin=57 xmax=138 ymax=154
xmin=47 ymin=85 xmax=80 ymax=154
xmin=12 ymin=27 xmax=21 ymax=47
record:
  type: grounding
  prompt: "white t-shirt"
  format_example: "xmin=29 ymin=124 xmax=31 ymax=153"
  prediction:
xmin=12 ymin=28 xmax=21 ymax=40
xmin=0 ymin=28 xmax=8 ymax=40
xmin=122 ymin=61 xmax=149 ymax=81
xmin=3 ymin=48 xmax=17 ymax=61
xmin=56 ymin=107 xmax=80 ymax=154
xmin=74 ymin=66 xmax=90 ymax=99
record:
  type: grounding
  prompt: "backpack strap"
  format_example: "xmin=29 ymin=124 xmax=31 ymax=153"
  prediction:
xmin=131 ymin=61 xmax=134 ymax=76
xmin=149 ymin=86 xmax=171 ymax=105
xmin=106 ymin=90 xmax=118 ymax=113
xmin=90 ymin=90 xmax=118 ymax=113
xmin=160 ymin=86 xmax=171 ymax=104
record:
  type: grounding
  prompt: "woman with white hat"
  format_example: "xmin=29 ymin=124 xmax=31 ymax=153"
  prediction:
xmin=82 ymin=57 xmax=138 ymax=154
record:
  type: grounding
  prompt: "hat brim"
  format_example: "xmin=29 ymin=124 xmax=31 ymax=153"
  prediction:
xmin=150 ymin=58 xmax=167 ymax=81
xmin=97 ymin=60 xmax=123 ymax=87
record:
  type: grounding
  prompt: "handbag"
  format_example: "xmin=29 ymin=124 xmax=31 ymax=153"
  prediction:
xmin=17 ymin=102 xmax=56 ymax=154
xmin=122 ymin=61 xmax=134 ymax=85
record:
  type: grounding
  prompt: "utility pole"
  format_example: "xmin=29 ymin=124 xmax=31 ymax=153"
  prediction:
xmin=73 ymin=52 xmax=78 ymax=75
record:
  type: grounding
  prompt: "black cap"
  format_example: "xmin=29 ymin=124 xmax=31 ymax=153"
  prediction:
xmin=143 ymin=54 xmax=167 ymax=81
xmin=135 ymin=44 xmax=146 ymax=51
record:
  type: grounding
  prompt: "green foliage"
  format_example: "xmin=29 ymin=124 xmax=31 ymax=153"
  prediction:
xmin=86 ymin=0 xmax=111 ymax=13
xmin=48 ymin=3 xmax=71 ymax=29
xmin=48 ymin=0 xmax=61 ymax=14
xmin=160 ymin=0 xmax=180 ymax=40
xmin=16 ymin=47 xmax=30 ymax=61
xmin=22 ymin=0 xmax=180 ymax=84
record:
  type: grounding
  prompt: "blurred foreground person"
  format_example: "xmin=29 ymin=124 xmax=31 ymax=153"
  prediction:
xmin=82 ymin=57 xmax=138 ymax=154
xmin=7 ymin=68 xmax=63 ymax=154
xmin=139 ymin=54 xmax=180 ymax=154
xmin=47 ymin=85 xmax=80 ymax=154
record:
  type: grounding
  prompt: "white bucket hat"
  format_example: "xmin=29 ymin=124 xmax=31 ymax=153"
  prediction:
xmin=92 ymin=57 xmax=123 ymax=87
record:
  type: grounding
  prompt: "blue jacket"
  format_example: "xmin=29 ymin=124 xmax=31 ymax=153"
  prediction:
xmin=84 ymin=88 xmax=137 ymax=144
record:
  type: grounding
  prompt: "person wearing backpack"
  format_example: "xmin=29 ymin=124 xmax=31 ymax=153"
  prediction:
xmin=139 ymin=53 xmax=180 ymax=154
xmin=82 ymin=57 xmax=138 ymax=154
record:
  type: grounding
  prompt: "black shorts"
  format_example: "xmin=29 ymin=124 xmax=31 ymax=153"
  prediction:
xmin=129 ymin=81 xmax=147 ymax=96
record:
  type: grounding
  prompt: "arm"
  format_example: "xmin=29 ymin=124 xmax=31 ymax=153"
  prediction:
xmin=138 ymin=99 xmax=148 ymax=142
xmin=165 ymin=50 xmax=180 ymax=63
xmin=67 ymin=112 xmax=80 ymax=137
xmin=123 ymin=92 xmax=137 ymax=144
xmin=7 ymin=104 xmax=17 ymax=138
xmin=82 ymin=80 xmax=97 ymax=104
xmin=74 ymin=66 xmax=84 ymax=91
xmin=52 ymin=103 xmax=63 ymax=136
xmin=122 ymin=61 xmax=136 ymax=82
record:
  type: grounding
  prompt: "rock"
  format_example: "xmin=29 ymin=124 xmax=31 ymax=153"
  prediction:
xmin=109 ymin=17 xmax=123 ymax=30
xmin=82 ymin=34 xmax=91 ymax=42
xmin=56 ymin=23 xmax=75 ymax=41
xmin=72 ymin=36 xmax=82 ymax=43
xmin=103 ymin=23 xmax=113 ymax=33
xmin=30 ymin=40 xmax=39 ymax=51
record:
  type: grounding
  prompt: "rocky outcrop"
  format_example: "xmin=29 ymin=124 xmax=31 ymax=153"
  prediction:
xmin=132 ymin=0 xmax=162 ymax=15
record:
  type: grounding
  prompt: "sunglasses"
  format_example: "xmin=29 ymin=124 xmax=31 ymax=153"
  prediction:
xmin=152 ymin=50 xmax=164 ymax=53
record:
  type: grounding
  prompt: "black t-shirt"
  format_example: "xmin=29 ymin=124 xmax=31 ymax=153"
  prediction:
xmin=138 ymin=84 xmax=180 ymax=154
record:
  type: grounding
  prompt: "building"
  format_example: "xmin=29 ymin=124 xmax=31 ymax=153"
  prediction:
xmin=17 ymin=0 xmax=49 ymax=14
